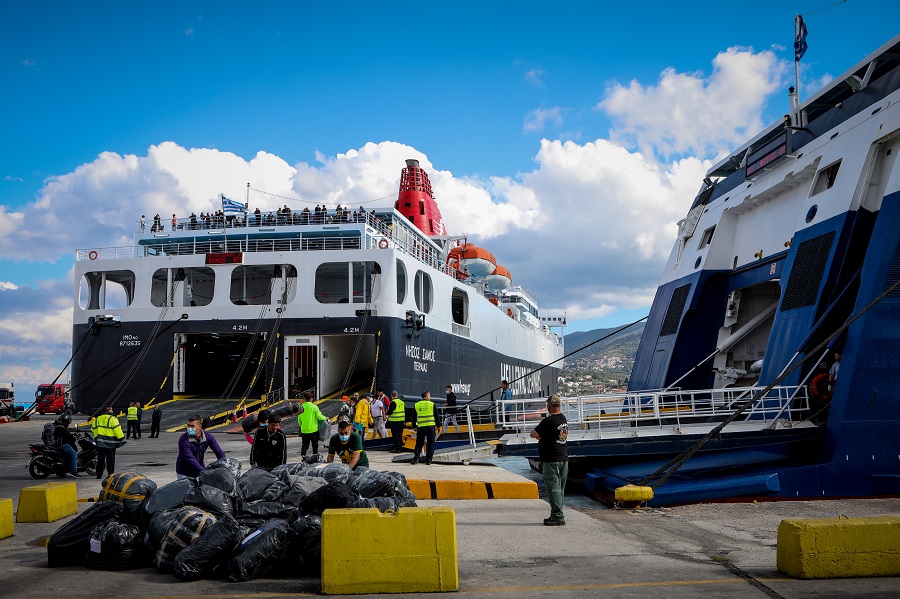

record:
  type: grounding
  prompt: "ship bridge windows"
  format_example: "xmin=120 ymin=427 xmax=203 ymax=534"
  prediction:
xmin=231 ymin=264 xmax=298 ymax=306
xmin=152 ymin=267 xmax=215 ymax=307
xmin=79 ymin=270 xmax=136 ymax=310
xmin=699 ymin=226 xmax=716 ymax=249
xmin=396 ymin=259 xmax=407 ymax=304
xmin=315 ymin=261 xmax=382 ymax=304
xmin=414 ymin=270 xmax=433 ymax=313
xmin=451 ymin=288 xmax=469 ymax=325
xmin=810 ymin=160 xmax=841 ymax=196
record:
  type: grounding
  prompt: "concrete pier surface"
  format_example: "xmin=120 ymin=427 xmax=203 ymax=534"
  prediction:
xmin=1 ymin=416 xmax=898 ymax=598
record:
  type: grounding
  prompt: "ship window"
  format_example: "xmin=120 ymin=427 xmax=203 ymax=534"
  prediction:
xmin=352 ymin=261 xmax=381 ymax=304
xmin=698 ymin=226 xmax=716 ymax=249
xmin=419 ymin=201 xmax=425 ymax=215
xmin=414 ymin=270 xmax=433 ymax=313
xmin=396 ymin=259 xmax=407 ymax=304
xmin=152 ymin=267 xmax=215 ymax=307
xmin=315 ymin=262 xmax=381 ymax=304
xmin=79 ymin=270 xmax=136 ymax=310
xmin=810 ymin=160 xmax=841 ymax=196
xmin=231 ymin=264 xmax=298 ymax=306
xmin=451 ymin=288 xmax=468 ymax=325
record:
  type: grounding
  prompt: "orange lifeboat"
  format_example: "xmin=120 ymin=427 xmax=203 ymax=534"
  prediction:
xmin=484 ymin=265 xmax=512 ymax=290
xmin=448 ymin=243 xmax=496 ymax=277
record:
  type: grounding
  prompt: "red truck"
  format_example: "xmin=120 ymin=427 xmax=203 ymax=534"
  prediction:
xmin=35 ymin=383 xmax=70 ymax=415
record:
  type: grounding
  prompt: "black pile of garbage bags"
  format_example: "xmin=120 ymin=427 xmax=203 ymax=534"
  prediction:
xmin=47 ymin=457 xmax=417 ymax=581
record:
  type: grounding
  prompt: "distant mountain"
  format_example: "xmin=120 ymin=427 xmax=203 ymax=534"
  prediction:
xmin=563 ymin=322 xmax=645 ymax=364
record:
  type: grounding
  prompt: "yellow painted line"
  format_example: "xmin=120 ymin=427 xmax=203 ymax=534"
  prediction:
xmin=407 ymin=479 xmax=538 ymax=500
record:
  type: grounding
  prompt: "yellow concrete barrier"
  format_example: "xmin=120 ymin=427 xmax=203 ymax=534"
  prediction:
xmin=407 ymin=479 xmax=538 ymax=500
xmin=16 ymin=482 xmax=78 ymax=523
xmin=0 ymin=498 xmax=13 ymax=539
xmin=777 ymin=516 xmax=900 ymax=579
xmin=322 ymin=507 xmax=458 ymax=594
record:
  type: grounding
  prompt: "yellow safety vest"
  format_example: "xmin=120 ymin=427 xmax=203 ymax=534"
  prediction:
xmin=127 ymin=406 xmax=138 ymax=421
xmin=415 ymin=400 xmax=435 ymax=427
xmin=92 ymin=413 xmax=125 ymax=447
xmin=388 ymin=399 xmax=405 ymax=422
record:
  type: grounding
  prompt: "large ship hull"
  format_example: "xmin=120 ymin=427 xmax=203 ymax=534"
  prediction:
xmin=499 ymin=34 xmax=900 ymax=505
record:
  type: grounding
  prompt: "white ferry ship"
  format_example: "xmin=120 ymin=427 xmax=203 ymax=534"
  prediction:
xmin=70 ymin=160 xmax=563 ymax=415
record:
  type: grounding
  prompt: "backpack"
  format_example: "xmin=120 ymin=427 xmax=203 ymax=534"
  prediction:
xmin=42 ymin=423 xmax=55 ymax=446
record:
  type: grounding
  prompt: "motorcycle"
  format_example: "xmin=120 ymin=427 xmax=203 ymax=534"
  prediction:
xmin=28 ymin=431 xmax=98 ymax=479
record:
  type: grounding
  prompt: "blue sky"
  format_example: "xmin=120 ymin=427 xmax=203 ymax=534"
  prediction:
xmin=1 ymin=1 xmax=898 ymax=387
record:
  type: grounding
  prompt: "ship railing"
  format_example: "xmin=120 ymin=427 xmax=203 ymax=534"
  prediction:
xmin=496 ymin=385 xmax=811 ymax=433
xmin=141 ymin=209 xmax=384 ymax=233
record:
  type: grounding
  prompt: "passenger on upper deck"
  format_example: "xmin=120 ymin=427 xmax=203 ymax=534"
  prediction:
xmin=172 ymin=214 xmax=178 ymax=231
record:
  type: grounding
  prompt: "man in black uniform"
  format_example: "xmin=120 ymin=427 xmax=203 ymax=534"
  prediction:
xmin=149 ymin=405 xmax=162 ymax=438
xmin=530 ymin=394 xmax=568 ymax=526
xmin=53 ymin=414 xmax=80 ymax=478
xmin=249 ymin=413 xmax=287 ymax=470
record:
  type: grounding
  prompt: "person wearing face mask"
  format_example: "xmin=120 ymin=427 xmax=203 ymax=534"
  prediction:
xmin=327 ymin=420 xmax=368 ymax=470
xmin=176 ymin=414 xmax=226 ymax=479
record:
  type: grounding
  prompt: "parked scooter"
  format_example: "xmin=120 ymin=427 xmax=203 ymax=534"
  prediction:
xmin=28 ymin=431 xmax=98 ymax=479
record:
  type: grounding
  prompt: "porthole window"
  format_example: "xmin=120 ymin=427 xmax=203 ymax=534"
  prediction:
xmin=396 ymin=259 xmax=407 ymax=304
xmin=414 ymin=270 xmax=433 ymax=313
xmin=806 ymin=205 xmax=818 ymax=223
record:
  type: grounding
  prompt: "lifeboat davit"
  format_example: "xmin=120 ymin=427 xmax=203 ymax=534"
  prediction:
xmin=484 ymin=265 xmax=512 ymax=290
xmin=448 ymin=243 xmax=496 ymax=277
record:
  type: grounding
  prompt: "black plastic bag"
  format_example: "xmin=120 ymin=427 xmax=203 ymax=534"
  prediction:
xmin=99 ymin=471 xmax=158 ymax=521
xmin=174 ymin=513 xmax=243 ymax=581
xmin=303 ymin=462 xmax=351 ymax=484
xmin=206 ymin=456 xmax=242 ymax=479
xmin=304 ymin=453 xmax=325 ymax=464
xmin=154 ymin=507 xmax=217 ymax=572
xmin=85 ymin=522 xmax=145 ymax=570
xmin=271 ymin=462 xmax=312 ymax=477
xmin=228 ymin=519 xmax=296 ymax=582
xmin=141 ymin=478 xmax=197 ymax=529
xmin=47 ymin=500 xmax=124 ymax=567
xmin=237 ymin=501 xmax=298 ymax=524
xmin=279 ymin=476 xmax=328 ymax=507
xmin=199 ymin=467 xmax=241 ymax=498
xmin=184 ymin=484 xmax=236 ymax=517
xmin=290 ymin=514 xmax=322 ymax=577
xmin=146 ymin=508 xmax=181 ymax=552
xmin=238 ymin=467 xmax=279 ymax=502
xmin=297 ymin=481 xmax=359 ymax=516
xmin=348 ymin=497 xmax=400 ymax=513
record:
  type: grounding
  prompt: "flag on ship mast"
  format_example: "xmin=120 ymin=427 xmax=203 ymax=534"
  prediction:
xmin=794 ymin=15 xmax=808 ymax=62
xmin=222 ymin=196 xmax=247 ymax=213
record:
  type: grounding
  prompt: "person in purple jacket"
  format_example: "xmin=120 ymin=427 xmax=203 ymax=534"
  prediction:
xmin=175 ymin=414 xmax=226 ymax=479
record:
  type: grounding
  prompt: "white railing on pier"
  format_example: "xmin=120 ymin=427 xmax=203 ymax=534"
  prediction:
xmin=496 ymin=385 xmax=810 ymax=432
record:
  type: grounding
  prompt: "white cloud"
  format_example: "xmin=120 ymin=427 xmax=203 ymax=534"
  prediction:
xmin=4 ymin=175 xmax=24 ymax=182
xmin=524 ymin=69 xmax=544 ymax=88
xmin=0 ymin=281 xmax=17 ymax=290
xmin=524 ymin=107 xmax=564 ymax=133
xmin=598 ymin=46 xmax=789 ymax=158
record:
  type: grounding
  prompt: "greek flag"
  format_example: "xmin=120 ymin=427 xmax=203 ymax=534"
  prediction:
xmin=222 ymin=196 xmax=247 ymax=213
xmin=794 ymin=15 xmax=808 ymax=62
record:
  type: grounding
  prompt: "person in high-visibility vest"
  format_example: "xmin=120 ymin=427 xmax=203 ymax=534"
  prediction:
xmin=91 ymin=405 xmax=126 ymax=479
xmin=297 ymin=392 xmax=327 ymax=457
xmin=126 ymin=402 xmax=139 ymax=439
xmin=411 ymin=391 xmax=438 ymax=465
xmin=386 ymin=390 xmax=406 ymax=453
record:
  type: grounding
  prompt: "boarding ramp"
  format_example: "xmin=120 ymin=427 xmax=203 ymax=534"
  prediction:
xmin=497 ymin=385 xmax=811 ymax=439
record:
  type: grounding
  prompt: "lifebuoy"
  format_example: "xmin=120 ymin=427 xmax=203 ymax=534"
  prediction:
xmin=810 ymin=373 xmax=831 ymax=399
xmin=378 ymin=238 xmax=389 ymax=249
xmin=88 ymin=250 xmax=98 ymax=260
xmin=507 ymin=308 xmax=514 ymax=318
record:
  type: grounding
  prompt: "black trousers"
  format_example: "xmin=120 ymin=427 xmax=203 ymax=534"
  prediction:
xmin=135 ymin=419 xmax=142 ymax=438
xmin=96 ymin=447 xmax=116 ymax=478
xmin=300 ymin=431 xmax=319 ymax=456
xmin=412 ymin=426 xmax=436 ymax=464
xmin=150 ymin=420 xmax=160 ymax=437
xmin=389 ymin=421 xmax=405 ymax=451
xmin=126 ymin=420 xmax=137 ymax=438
